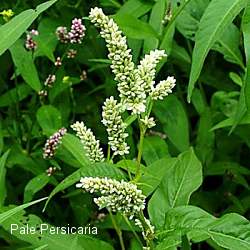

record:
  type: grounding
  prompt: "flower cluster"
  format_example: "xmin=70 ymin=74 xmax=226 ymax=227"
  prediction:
xmin=67 ymin=49 xmax=77 ymax=58
xmin=89 ymin=7 xmax=176 ymax=114
xmin=89 ymin=7 xmax=145 ymax=114
xmin=150 ymin=76 xmax=176 ymax=100
xmin=140 ymin=117 xmax=156 ymax=129
xmin=54 ymin=57 xmax=62 ymax=67
xmin=102 ymin=96 xmax=129 ymax=156
xmin=43 ymin=128 xmax=67 ymax=159
xmin=56 ymin=26 xmax=69 ymax=43
xmin=68 ymin=18 xmax=86 ymax=44
xmin=56 ymin=18 xmax=85 ymax=44
xmin=136 ymin=49 xmax=166 ymax=94
xmin=44 ymin=74 xmax=56 ymax=88
xmin=76 ymin=177 xmax=146 ymax=219
xmin=25 ymin=29 xmax=39 ymax=51
xmin=135 ymin=218 xmax=155 ymax=242
xmin=0 ymin=9 xmax=14 ymax=22
xmin=71 ymin=121 xmax=104 ymax=163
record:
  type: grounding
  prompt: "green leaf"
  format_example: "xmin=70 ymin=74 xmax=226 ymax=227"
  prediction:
xmin=205 ymin=162 xmax=250 ymax=176
xmin=138 ymin=157 xmax=177 ymax=197
xmin=195 ymin=107 xmax=214 ymax=165
xmin=142 ymin=136 xmax=169 ymax=166
xmin=0 ymin=197 xmax=47 ymax=223
xmin=212 ymin=113 xmax=250 ymax=130
xmin=0 ymin=122 xmax=3 ymax=155
xmin=148 ymin=148 xmax=202 ymax=229
xmin=156 ymin=234 xmax=180 ymax=250
xmin=24 ymin=173 xmax=50 ymax=203
xmin=232 ymin=2 xmax=250 ymax=130
xmin=10 ymin=40 xmax=41 ymax=91
xmin=154 ymin=95 xmax=189 ymax=152
xmin=56 ymin=134 xmax=90 ymax=168
xmin=43 ymin=162 xmax=126 ymax=211
xmin=187 ymin=0 xmax=246 ymax=102
xmin=0 ymin=0 xmax=57 ymax=56
xmin=0 ymin=209 xmax=113 ymax=250
xmin=213 ymin=24 xmax=244 ymax=69
xmin=114 ymin=13 xmax=158 ymax=40
xmin=0 ymin=83 xmax=32 ymax=107
xmin=34 ymin=18 xmax=59 ymax=61
xmin=36 ymin=105 xmax=62 ymax=135
xmin=161 ymin=206 xmax=250 ymax=250
xmin=143 ymin=0 xmax=165 ymax=53
xmin=0 ymin=150 xmax=10 ymax=207
xmin=116 ymin=0 xmax=153 ymax=18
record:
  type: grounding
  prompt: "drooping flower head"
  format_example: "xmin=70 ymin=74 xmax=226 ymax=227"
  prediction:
xmin=43 ymin=128 xmax=67 ymax=159
xmin=76 ymin=177 xmax=146 ymax=219
xmin=102 ymin=96 xmax=129 ymax=156
xmin=71 ymin=121 xmax=104 ymax=163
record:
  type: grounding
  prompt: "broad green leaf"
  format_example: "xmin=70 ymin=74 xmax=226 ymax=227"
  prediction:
xmin=0 ymin=0 xmax=57 ymax=56
xmin=8 ymin=145 xmax=44 ymax=175
xmin=205 ymin=162 xmax=250 ymax=176
xmin=138 ymin=157 xmax=177 ymax=197
xmin=187 ymin=0 xmax=246 ymax=101
xmin=24 ymin=173 xmax=50 ymax=203
xmin=0 ymin=83 xmax=32 ymax=107
xmin=142 ymin=136 xmax=169 ymax=166
xmin=213 ymin=24 xmax=244 ymax=69
xmin=161 ymin=206 xmax=250 ymax=250
xmin=1 ymin=209 xmax=113 ymax=250
xmin=0 ymin=150 xmax=10 ymax=207
xmin=148 ymin=148 xmax=202 ymax=228
xmin=56 ymin=134 xmax=90 ymax=168
xmin=170 ymin=41 xmax=191 ymax=74
xmin=176 ymin=1 xmax=243 ymax=70
xmin=191 ymin=88 xmax=206 ymax=115
xmin=10 ymin=40 xmax=41 ymax=91
xmin=114 ymin=13 xmax=158 ymax=40
xmin=0 ymin=197 xmax=47 ymax=223
xmin=34 ymin=18 xmax=59 ymax=61
xmin=43 ymin=162 xmax=126 ymax=211
xmin=212 ymin=113 xmax=250 ymax=130
xmin=231 ymin=2 xmax=250 ymax=131
xmin=36 ymin=105 xmax=62 ymax=135
xmin=154 ymin=95 xmax=189 ymax=152
xmin=116 ymin=0 xmax=153 ymax=18
xmin=195 ymin=108 xmax=214 ymax=165
xmin=229 ymin=72 xmax=243 ymax=87
xmin=117 ymin=159 xmax=146 ymax=174
xmin=143 ymin=0 xmax=165 ymax=53
xmin=0 ymin=121 xmax=3 ymax=155
xmin=155 ymin=234 xmax=180 ymax=250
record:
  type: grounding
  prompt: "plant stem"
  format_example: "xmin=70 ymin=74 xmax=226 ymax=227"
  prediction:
xmin=107 ymin=145 xmax=111 ymax=162
xmin=109 ymin=211 xmax=125 ymax=250
xmin=139 ymin=211 xmax=155 ymax=249
xmin=122 ymin=215 xmax=144 ymax=248
xmin=134 ymin=122 xmax=146 ymax=182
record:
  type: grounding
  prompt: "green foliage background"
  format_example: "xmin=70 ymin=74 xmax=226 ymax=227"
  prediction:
xmin=0 ymin=0 xmax=250 ymax=249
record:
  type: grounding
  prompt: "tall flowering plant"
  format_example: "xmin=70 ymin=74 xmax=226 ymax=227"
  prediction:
xmin=43 ymin=7 xmax=175 ymax=250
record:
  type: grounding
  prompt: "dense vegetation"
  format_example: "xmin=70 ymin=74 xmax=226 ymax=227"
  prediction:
xmin=0 ymin=0 xmax=250 ymax=249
